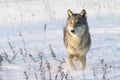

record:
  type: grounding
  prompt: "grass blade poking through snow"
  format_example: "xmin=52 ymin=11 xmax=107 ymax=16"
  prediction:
xmin=19 ymin=32 xmax=27 ymax=56
xmin=0 ymin=54 xmax=3 ymax=70
xmin=49 ymin=44 xmax=56 ymax=60
xmin=46 ymin=61 xmax=52 ymax=80
xmin=24 ymin=71 xmax=28 ymax=80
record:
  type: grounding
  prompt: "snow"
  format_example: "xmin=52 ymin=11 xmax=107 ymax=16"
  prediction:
xmin=0 ymin=0 xmax=120 ymax=80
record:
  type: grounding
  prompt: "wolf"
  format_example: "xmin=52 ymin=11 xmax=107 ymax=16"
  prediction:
xmin=63 ymin=9 xmax=91 ymax=71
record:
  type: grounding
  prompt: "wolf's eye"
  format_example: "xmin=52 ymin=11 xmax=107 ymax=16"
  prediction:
xmin=75 ymin=20 xmax=78 ymax=23
xmin=75 ymin=20 xmax=80 ymax=24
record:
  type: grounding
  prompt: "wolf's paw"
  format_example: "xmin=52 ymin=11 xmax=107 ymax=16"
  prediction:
xmin=68 ymin=66 xmax=77 ymax=72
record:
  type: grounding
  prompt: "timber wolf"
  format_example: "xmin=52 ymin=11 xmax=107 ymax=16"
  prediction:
xmin=63 ymin=9 xmax=91 ymax=71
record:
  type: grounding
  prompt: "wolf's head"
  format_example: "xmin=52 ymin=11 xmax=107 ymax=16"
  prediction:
xmin=66 ymin=9 xmax=89 ymax=36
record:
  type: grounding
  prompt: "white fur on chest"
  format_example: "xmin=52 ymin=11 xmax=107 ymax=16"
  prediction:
xmin=67 ymin=35 xmax=83 ymax=55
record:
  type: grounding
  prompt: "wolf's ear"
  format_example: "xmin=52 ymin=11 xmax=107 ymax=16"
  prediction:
xmin=67 ymin=9 xmax=73 ymax=18
xmin=80 ymin=9 xmax=87 ymax=19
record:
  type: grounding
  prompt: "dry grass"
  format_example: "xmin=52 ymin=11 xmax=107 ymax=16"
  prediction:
xmin=0 ymin=33 xmax=115 ymax=80
xmin=92 ymin=58 xmax=113 ymax=80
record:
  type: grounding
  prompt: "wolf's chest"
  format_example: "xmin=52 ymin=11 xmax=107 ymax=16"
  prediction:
xmin=67 ymin=36 xmax=81 ymax=49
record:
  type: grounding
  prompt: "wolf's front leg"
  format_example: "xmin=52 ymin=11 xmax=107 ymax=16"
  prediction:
xmin=79 ymin=55 xmax=86 ymax=70
xmin=66 ymin=55 xmax=77 ymax=72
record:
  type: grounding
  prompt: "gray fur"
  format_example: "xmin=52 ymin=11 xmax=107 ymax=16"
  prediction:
xmin=63 ymin=9 xmax=91 ymax=71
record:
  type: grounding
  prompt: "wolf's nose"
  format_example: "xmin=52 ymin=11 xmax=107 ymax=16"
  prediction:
xmin=71 ymin=30 xmax=75 ymax=33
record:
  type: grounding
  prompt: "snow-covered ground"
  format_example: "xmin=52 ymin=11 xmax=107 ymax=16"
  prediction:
xmin=0 ymin=0 xmax=120 ymax=80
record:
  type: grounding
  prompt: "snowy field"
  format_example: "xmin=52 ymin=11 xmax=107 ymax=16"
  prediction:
xmin=0 ymin=0 xmax=120 ymax=80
